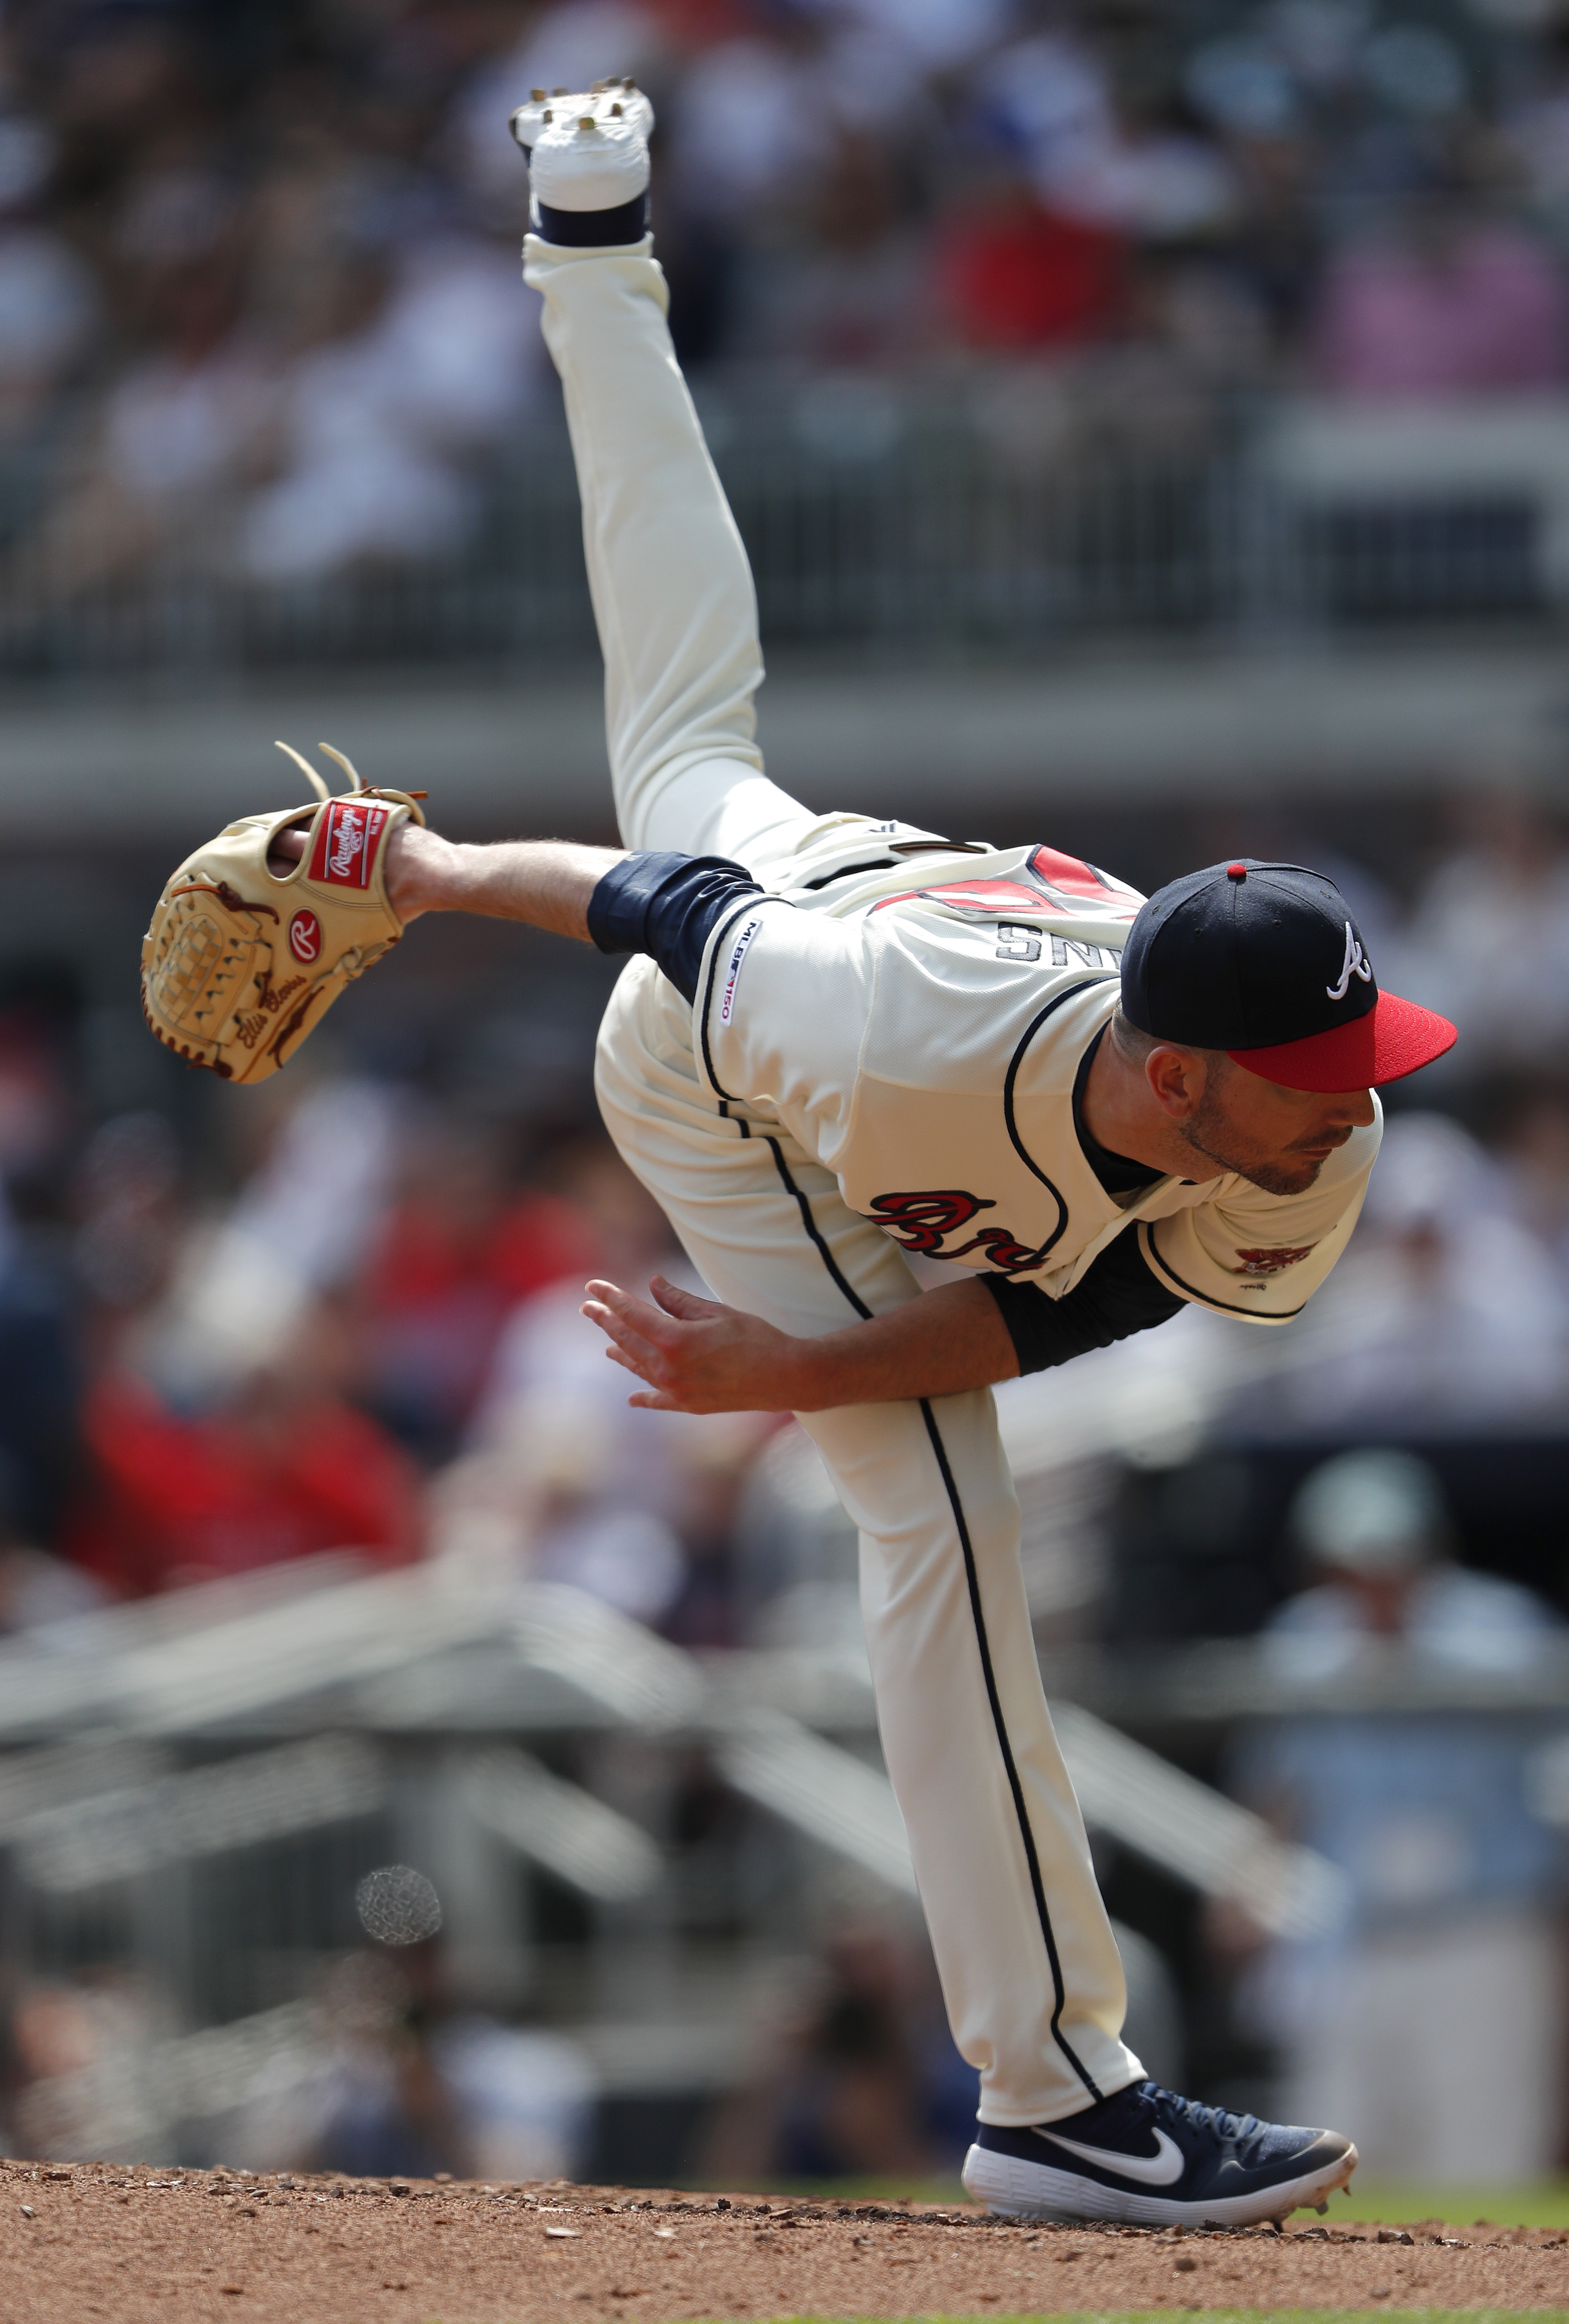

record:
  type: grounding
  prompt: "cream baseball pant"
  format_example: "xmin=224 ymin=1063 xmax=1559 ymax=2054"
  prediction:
xmin=526 ymin=232 xmax=1143 ymax=2126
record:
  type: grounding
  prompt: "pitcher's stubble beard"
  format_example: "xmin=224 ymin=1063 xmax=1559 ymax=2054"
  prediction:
xmin=1179 ymin=1083 xmax=1353 ymax=1197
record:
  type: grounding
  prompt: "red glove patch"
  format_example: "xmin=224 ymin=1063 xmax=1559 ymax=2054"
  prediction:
xmin=308 ymin=798 xmax=391 ymax=888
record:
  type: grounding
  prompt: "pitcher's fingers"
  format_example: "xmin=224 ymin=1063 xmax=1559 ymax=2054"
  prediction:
xmin=588 ymin=1278 xmax=672 ymax=1331
xmin=580 ymin=1296 xmax=634 ymax=1347
xmin=265 ymin=827 xmax=310 ymax=876
xmin=581 ymin=1296 xmax=666 ymax=1360
xmin=649 ymin=1275 xmax=722 ymax=1320
xmin=586 ymin=1281 xmax=685 ymax=1347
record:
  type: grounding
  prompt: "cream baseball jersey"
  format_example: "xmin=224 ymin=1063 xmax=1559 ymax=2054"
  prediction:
xmin=604 ymin=835 xmax=1382 ymax=1324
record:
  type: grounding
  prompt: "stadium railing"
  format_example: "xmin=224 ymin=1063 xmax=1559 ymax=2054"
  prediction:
xmin=6 ymin=383 xmax=1569 ymax=683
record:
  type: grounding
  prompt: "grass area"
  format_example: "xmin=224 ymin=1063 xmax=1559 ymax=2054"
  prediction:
xmin=754 ymin=2176 xmax=1569 ymax=2230
xmin=1329 ymin=2183 xmax=1569 ymax=2230
xmin=675 ymin=2312 xmax=1569 ymax=2322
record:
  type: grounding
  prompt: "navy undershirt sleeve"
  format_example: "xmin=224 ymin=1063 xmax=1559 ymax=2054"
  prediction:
xmin=587 ymin=851 xmax=765 ymax=1004
xmin=981 ymin=1230 xmax=1184 ymax=1376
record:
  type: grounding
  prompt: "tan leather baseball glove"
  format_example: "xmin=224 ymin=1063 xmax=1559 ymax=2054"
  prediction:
xmin=141 ymin=742 xmax=427 ymax=1083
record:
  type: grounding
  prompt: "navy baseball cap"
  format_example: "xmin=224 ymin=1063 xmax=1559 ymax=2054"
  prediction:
xmin=1120 ymin=859 xmax=1456 ymax=1093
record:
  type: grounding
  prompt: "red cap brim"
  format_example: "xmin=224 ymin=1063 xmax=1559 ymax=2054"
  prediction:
xmin=1227 ymin=990 xmax=1458 ymax=1093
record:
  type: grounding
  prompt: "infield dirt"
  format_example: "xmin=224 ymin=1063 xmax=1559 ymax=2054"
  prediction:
xmin=2 ymin=2158 xmax=1568 ymax=2322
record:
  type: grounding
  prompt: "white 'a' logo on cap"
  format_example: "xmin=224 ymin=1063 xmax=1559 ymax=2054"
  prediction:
xmin=1326 ymin=920 xmax=1373 ymax=1002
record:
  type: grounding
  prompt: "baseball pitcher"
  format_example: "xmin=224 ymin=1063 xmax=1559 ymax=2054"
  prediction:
xmin=142 ymin=83 xmax=1456 ymax=2226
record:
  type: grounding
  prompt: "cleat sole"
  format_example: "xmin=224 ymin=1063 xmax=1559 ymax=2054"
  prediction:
xmin=961 ymin=2135 xmax=1357 ymax=2228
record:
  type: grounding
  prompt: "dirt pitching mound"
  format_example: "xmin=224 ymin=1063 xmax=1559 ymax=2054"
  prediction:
xmin=3 ymin=2157 xmax=1567 ymax=2322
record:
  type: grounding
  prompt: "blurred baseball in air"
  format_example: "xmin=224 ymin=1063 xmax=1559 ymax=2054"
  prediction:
xmin=355 ymin=1864 xmax=443 ymax=1946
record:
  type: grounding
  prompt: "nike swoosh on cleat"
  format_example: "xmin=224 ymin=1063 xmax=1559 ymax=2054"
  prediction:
xmin=1032 ymin=2124 xmax=1185 ymax=2186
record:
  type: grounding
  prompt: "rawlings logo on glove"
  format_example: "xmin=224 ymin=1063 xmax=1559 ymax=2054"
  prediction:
xmin=311 ymin=796 xmax=394 ymax=887
xmin=140 ymin=741 xmax=426 ymax=1083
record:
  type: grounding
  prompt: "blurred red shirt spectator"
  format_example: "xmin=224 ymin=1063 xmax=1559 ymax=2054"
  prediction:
xmin=938 ymin=187 xmax=1125 ymax=350
xmin=67 ymin=1367 xmax=421 ymax=1595
xmin=363 ymin=1180 xmax=605 ymax=1458
xmin=371 ymin=1186 xmax=602 ymax=1315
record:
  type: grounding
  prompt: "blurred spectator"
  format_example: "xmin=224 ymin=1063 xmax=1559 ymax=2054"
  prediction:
xmin=703 ymin=1909 xmax=1180 ymax=2184
xmin=1392 ymin=793 xmax=1569 ymax=1074
xmin=27 ymin=3 xmax=211 ymax=200
xmin=0 ymin=1247 xmax=102 ymax=1621
xmin=136 ymin=1075 xmax=402 ymax=1405
xmin=71 ymin=1111 xmax=184 ymax=1329
xmin=1237 ymin=1113 xmax=1569 ymax=1434
xmin=1227 ymin=1450 xmax=1564 ymax=2181
xmin=701 ymin=1922 xmax=953 ymax=2183
xmin=0 ymin=1180 xmax=79 ymax=1556
xmin=0 ymin=1091 xmax=94 ymax=1626
xmin=1263 ymin=1448 xmax=1559 ymax=1685
xmin=666 ymin=21 xmax=837 ymax=233
xmin=657 ymin=7 xmax=932 ymax=363
xmin=521 ymin=1411 xmax=686 ymax=1625
xmin=937 ymin=175 xmax=1126 ymax=353
xmin=68 ymin=1296 xmax=423 ymax=1595
xmin=309 ymin=1948 xmax=473 ymax=2182
xmin=0 ymin=1533 xmax=105 ymax=1633
xmin=771 ymin=1925 xmax=944 ymax=2181
xmin=61 ymin=1083 xmax=425 ymax=1594
xmin=1492 ymin=1080 xmax=1569 ymax=1282
xmin=60 ymin=1096 xmax=765 ymax=1602
xmin=844 ymin=0 xmax=1010 ymax=77
xmin=1312 ymin=198 xmax=1569 ymax=399
xmin=362 ymin=1118 xmax=606 ymax=1462
xmin=437 ymin=1134 xmax=769 ymax=1625
xmin=4 ymin=1939 xmax=595 ymax=2178
xmin=0 ymin=222 xmax=99 ymax=462
xmin=5 ymin=1970 xmax=164 ymax=2162
xmin=1218 ymin=129 xmax=1322 ymax=352
xmin=659 ymin=1425 xmax=764 ymax=1649
xmin=977 ymin=29 xmax=1237 ymax=243
xmin=0 ymin=999 xmax=82 ymax=1556
xmin=748 ymin=129 xmax=930 ymax=369
xmin=1504 ymin=31 xmax=1569 ymax=249
xmin=432 ymin=2010 xmax=596 ymax=2185
xmin=466 ymin=1133 xmax=686 ymax=1476
xmin=306 ymin=1942 xmax=593 ymax=2184
xmin=240 ymin=235 xmax=541 ymax=582
xmin=5 ymin=165 xmax=271 ymax=608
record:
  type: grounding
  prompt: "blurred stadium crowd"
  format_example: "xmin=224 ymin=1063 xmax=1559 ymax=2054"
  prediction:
xmin=8 ymin=0 xmax=1569 ymax=597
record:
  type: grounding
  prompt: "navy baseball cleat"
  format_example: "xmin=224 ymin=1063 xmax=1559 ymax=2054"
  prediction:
xmin=962 ymin=2080 xmax=1357 ymax=2226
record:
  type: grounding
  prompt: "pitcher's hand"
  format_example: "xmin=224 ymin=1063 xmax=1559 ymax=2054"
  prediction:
xmin=265 ymin=817 xmax=448 ymax=922
xmin=583 ymin=1270 xmax=1018 ymax=1415
xmin=582 ymin=1275 xmax=802 ymax=1413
